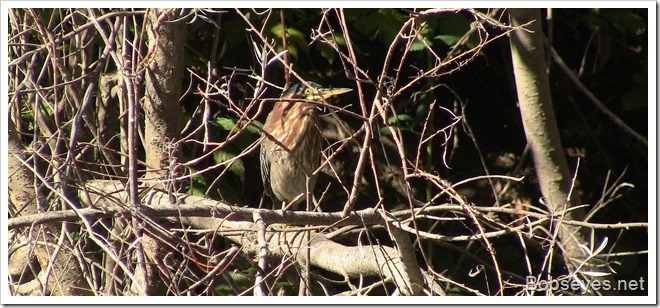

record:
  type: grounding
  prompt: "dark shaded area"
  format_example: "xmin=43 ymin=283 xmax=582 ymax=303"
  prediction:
xmin=178 ymin=8 xmax=648 ymax=296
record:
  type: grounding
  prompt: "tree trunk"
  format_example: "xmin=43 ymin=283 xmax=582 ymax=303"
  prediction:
xmin=131 ymin=8 xmax=187 ymax=295
xmin=8 ymin=123 xmax=93 ymax=295
xmin=508 ymin=8 xmax=613 ymax=295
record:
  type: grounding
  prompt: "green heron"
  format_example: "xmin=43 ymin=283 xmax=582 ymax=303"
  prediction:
xmin=260 ymin=82 xmax=351 ymax=210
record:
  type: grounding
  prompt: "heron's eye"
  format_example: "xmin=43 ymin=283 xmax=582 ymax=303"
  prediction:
xmin=304 ymin=88 xmax=312 ymax=96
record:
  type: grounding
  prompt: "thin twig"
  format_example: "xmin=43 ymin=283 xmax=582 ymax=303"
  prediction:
xmin=551 ymin=47 xmax=647 ymax=146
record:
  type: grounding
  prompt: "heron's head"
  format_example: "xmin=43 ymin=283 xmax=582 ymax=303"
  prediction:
xmin=281 ymin=82 xmax=352 ymax=101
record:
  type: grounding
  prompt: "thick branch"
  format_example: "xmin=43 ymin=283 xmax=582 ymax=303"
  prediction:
xmin=68 ymin=180 xmax=438 ymax=295
xmin=10 ymin=181 xmax=646 ymax=232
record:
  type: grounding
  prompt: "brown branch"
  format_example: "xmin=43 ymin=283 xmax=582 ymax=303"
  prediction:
xmin=550 ymin=47 xmax=647 ymax=146
xmin=72 ymin=180 xmax=438 ymax=295
xmin=279 ymin=9 xmax=290 ymax=88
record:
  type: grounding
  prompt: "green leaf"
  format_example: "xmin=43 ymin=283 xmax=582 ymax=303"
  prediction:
xmin=270 ymin=24 xmax=309 ymax=58
xmin=446 ymin=287 xmax=468 ymax=296
xmin=213 ymin=149 xmax=246 ymax=183
xmin=273 ymin=281 xmax=296 ymax=295
xmin=187 ymin=172 xmax=207 ymax=196
xmin=435 ymin=13 xmax=473 ymax=48
xmin=435 ymin=34 xmax=460 ymax=46
xmin=285 ymin=27 xmax=305 ymax=41
xmin=230 ymin=159 xmax=246 ymax=183
xmin=210 ymin=148 xmax=245 ymax=203
xmin=410 ymin=40 xmax=425 ymax=52
xmin=380 ymin=114 xmax=416 ymax=135
xmin=378 ymin=126 xmax=392 ymax=136
xmin=317 ymin=43 xmax=336 ymax=64
xmin=349 ymin=8 xmax=407 ymax=45
xmin=213 ymin=117 xmax=237 ymax=131
xmin=211 ymin=117 xmax=261 ymax=150
xmin=387 ymin=114 xmax=414 ymax=124
xmin=244 ymin=119 xmax=263 ymax=134
xmin=315 ymin=32 xmax=347 ymax=64
xmin=410 ymin=37 xmax=433 ymax=52
xmin=229 ymin=269 xmax=254 ymax=287
xmin=413 ymin=101 xmax=431 ymax=125
xmin=214 ymin=284 xmax=235 ymax=296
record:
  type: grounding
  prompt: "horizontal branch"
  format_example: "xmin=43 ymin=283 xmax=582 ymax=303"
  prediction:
xmin=10 ymin=183 xmax=647 ymax=232
xmin=394 ymin=205 xmax=649 ymax=231
xmin=34 ymin=180 xmax=437 ymax=295
xmin=8 ymin=180 xmax=383 ymax=230
xmin=182 ymin=217 xmax=444 ymax=295
xmin=9 ymin=180 xmax=644 ymax=294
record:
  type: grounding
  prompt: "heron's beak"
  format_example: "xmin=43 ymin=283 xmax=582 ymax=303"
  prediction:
xmin=316 ymin=87 xmax=352 ymax=99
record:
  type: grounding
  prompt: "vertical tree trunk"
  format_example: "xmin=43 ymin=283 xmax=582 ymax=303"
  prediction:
xmin=131 ymin=8 xmax=187 ymax=295
xmin=8 ymin=124 xmax=93 ymax=295
xmin=508 ymin=8 xmax=612 ymax=295
xmin=143 ymin=8 xmax=186 ymax=183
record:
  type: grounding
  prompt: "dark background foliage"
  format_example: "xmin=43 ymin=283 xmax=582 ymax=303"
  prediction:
xmin=175 ymin=8 xmax=647 ymax=295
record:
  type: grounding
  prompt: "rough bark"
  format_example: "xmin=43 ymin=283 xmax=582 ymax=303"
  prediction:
xmin=131 ymin=8 xmax=187 ymax=295
xmin=8 ymin=124 xmax=93 ymax=296
xmin=143 ymin=8 xmax=186 ymax=183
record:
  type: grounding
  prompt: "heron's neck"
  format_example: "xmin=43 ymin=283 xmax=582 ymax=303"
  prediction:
xmin=272 ymin=100 xmax=316 ymax=122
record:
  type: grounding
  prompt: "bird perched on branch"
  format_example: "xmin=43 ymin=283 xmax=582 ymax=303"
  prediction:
xmin=260 ymin=82 xmax=351 ymax=210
